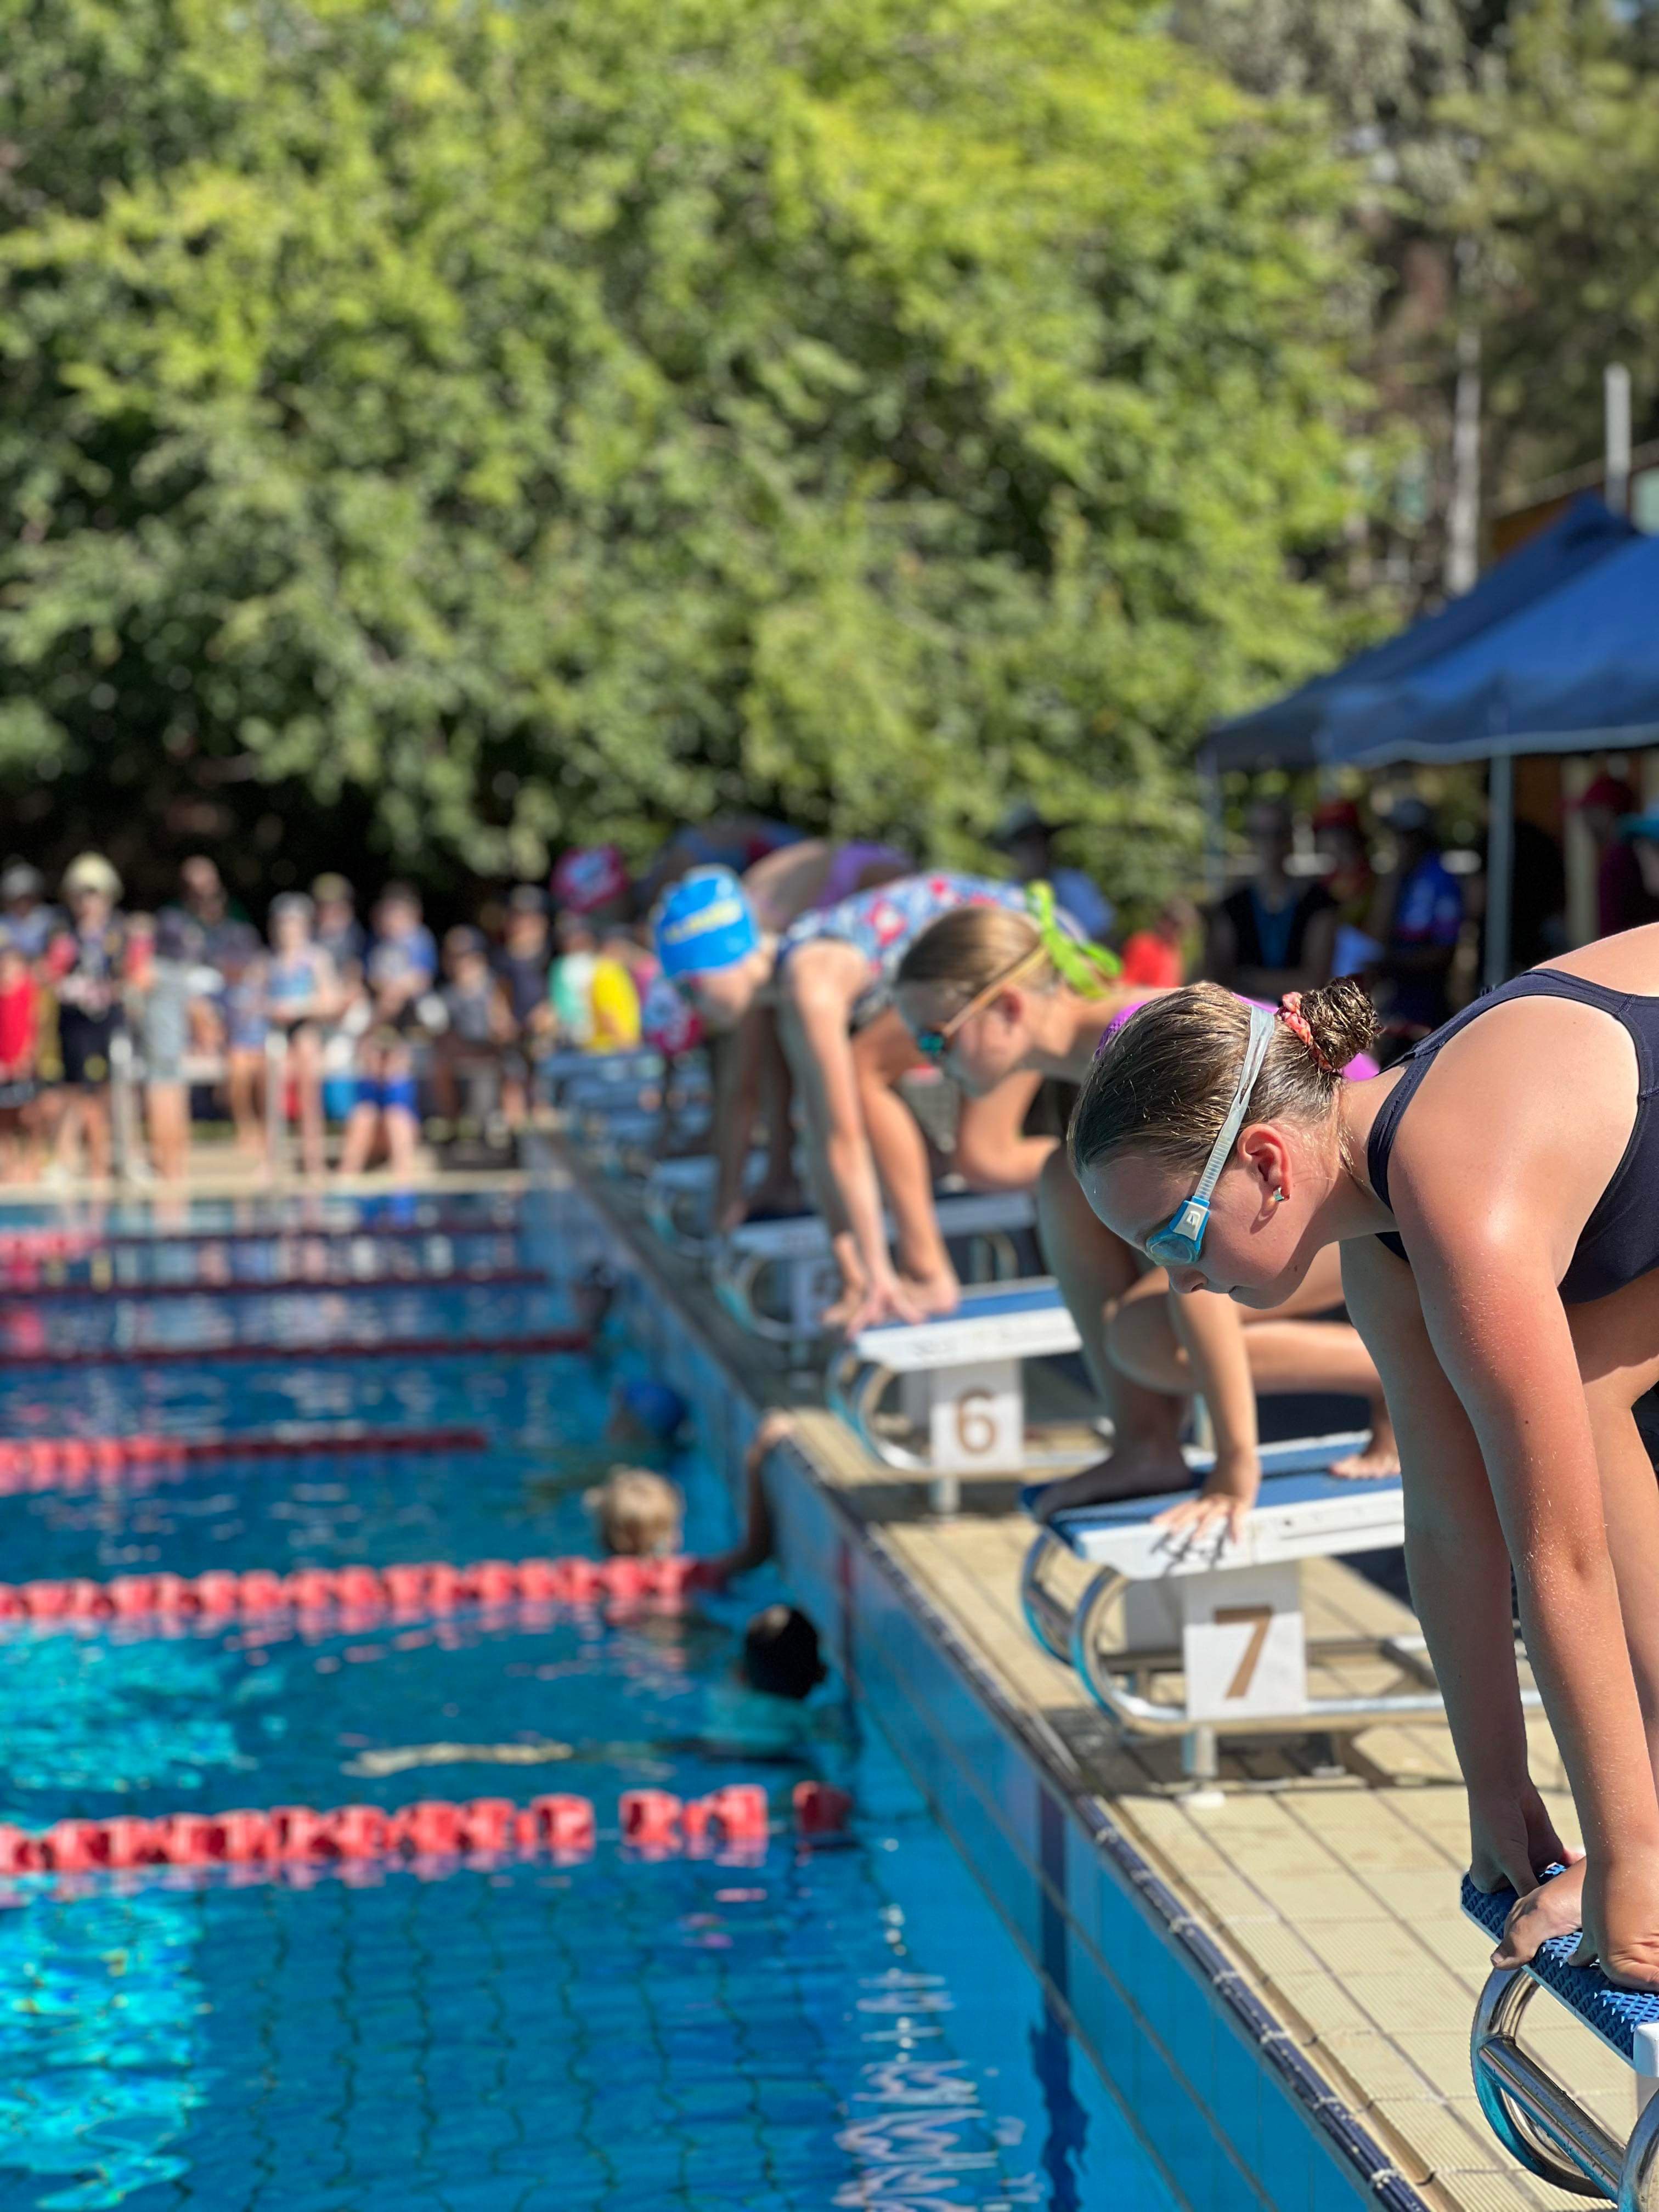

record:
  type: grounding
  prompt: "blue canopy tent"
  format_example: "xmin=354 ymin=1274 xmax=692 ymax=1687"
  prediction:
xmin=1198 ymin=495 xmax=1652 ymax=982
xmin=1203 ymin=495 xmax=1639 ymax=773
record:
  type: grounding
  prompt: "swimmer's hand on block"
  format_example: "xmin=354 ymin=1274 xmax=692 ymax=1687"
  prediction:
xmin=1463 ymin=1866 xmax=1659 ymax=2020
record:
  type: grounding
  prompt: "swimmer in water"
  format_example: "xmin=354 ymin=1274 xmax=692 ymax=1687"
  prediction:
xmin=1068 ymin=936 xmax=1659 ymax=1990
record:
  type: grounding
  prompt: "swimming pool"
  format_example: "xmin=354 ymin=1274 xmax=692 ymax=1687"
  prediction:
xmin=0 ymin=1190 xmax=1186 ymax=2211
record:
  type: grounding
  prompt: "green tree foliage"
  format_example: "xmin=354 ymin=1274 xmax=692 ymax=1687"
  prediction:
xmin=0 ymin=0 xmax=1373 ymax=902
xmin=1454 ymin=1 xmax=1659 ymax=500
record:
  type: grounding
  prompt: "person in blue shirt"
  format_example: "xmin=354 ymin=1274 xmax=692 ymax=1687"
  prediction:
xmin=1373 ymin=798 xmax=1464 ymax=1046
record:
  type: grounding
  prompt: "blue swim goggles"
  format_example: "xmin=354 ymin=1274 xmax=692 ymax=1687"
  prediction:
xmin=1142 ymin=1005 xmax=1275 ymax=1268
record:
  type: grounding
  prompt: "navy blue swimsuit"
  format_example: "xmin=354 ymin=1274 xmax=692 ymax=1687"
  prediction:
xmin=1367 ymin=969 xmax=1659 ymax=1304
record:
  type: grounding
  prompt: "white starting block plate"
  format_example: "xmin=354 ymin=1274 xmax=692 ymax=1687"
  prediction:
xmin=848 ymin=1276 xmax=1076 ymax=1372
xmin=725 ymin=1188 xmax=1034 ymax=1266
xmin=1026 ymin=1437 xmax=1401 ymax=1579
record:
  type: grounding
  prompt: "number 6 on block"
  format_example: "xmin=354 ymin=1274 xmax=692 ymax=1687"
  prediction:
xmin=1180 ymin=1563 xmax=1307 ymax=1722
xmin=928 ymin=1361 xmax=1023 ymax=1474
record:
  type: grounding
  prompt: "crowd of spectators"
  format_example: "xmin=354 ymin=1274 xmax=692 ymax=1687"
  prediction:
xmin=0 ymin=778 xmax=1630 ymax=1183
xmin=0 ymin=848 xmax=674 ymax=1183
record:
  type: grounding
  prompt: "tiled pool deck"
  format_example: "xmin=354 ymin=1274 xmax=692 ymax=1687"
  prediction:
xmin=562 ymin=1149 xmax=1630 ymax=2212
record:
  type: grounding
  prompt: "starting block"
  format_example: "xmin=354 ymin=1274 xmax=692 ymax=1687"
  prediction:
xmin=642 ymin=1154 xmax=772 ymax=1257
xmin=1020 ymin=1440 xmax=1541 ymax=1779
xmin=827 ymin=1276 xmax=1079 ymax=1508
xmin=1464 ymin=1870 xmax=1659 ymax=2204
xmin=716 ymin=1192 xmax=1034 ymax=1361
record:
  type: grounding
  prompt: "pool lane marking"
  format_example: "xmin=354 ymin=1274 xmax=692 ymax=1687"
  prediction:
xmin=0 ymin=1552 xmax=697 ymax=1628
xmin=0 ymin=1328 xmax=590 ymax=1368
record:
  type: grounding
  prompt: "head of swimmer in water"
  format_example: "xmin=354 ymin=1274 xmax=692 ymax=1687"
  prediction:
xmin=894 ymin=904 xmax=1119 ymax=1097
xmin=1067 ymin=979 xmax=1378 ymax=1307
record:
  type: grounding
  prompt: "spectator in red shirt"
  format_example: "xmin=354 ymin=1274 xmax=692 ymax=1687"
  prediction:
xmin=1119 ymin=895 xmax=1197 ymax=989
xmin=0 ymin=935 xmax=40 ymax=1180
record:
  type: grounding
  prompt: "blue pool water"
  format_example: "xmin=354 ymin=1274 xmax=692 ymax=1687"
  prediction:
xmin=0 ymin=1193 xmax=1183 ymax=2211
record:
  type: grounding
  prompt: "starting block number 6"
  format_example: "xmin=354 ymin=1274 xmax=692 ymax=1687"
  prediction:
xmin=928 ymin=1360 xmax=1023 ymax=1474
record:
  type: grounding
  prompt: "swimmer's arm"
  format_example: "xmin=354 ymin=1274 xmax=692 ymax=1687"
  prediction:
xmin=853 ymin=1013 xmax=952 ymax=1295
xmin=713 ymin=1007 xmax=766 ymax=1227
xmin=953 ymin=1073 xmax=1049 ymax=1192
xmin=1166 ymin=1290 xmax=1260 ymax=1533
xmin=782 ymin=945 xmax=914 ymax=1324
xmin=1410 ymin=1220 xmax=1659 ymax=1890
xmin=697 ymin=1409 xmax=791 ymax=1588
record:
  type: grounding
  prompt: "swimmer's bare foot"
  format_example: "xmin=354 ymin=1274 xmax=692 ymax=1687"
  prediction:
xmin=1495 ymin=1857 xmax=1586 ymax=1967
xmin=1329 ymin=1402 xmax=1400 ymax=1480
xmin=1034 ymin=1438 xmax=1193 ymax=1522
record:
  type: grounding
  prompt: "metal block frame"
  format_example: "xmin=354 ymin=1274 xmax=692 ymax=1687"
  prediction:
xmin=1464 ymin=1877 xmax=1659 ymax=2205
xmin=1020 ymin=1441 xmax=1543 ymax=1775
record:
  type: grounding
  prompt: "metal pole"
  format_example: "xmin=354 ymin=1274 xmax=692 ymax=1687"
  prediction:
xmin=1197 ymin=756 xmax=1226 ymax=902
xmin=1447 ymin=324 xmax=1482 ymax=596
xmin=1485 ymin=752 xmax=1515 ymax=993
xmin=1606 ymin=363 xmax=1632 ymax=516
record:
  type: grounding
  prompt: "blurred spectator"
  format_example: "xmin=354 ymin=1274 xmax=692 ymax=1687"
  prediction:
xmin=0 ymin=935 xmax=40 ymax=1179
xmin=142 ymin=909 xmax=198 ymax=1182
xmin=1370 ymin=798 xmax=1463 ymax=1042
xmin=550 ymin=910 xmax=641 ymax=1052
xmin=494 ymin=888 xmax=555 ymax=1035
xmin=550 ymin=844 xmax=632 ymax=925
xmin=432 ymin=924 xmax=515 ymax=1125
xmin=0 ymin=861 xmax=58 ymax=964
xmin=992 ymin=803 xmax=1114 ymax=942
xmin=364 ymin=884 xmax=437 ymax=1028
xmin=336 ymin=1031 xmax=421 ymax=1178
xmin=1617 ymin=813 xmax=1659 ymax=938
xmin=1509 ymin=816 xmax=1567 ymax=969
xmin=312 ymin=873 xmax=367 ymax=989
xmin=1119 ymin=895 xmax=1197 ymax=989
xmin=1573 ymin=774 xmax=1655 ymax=937
xmin=1205 ymin=797 xmax=1335 ymax=1000
xmin=266 ymin=893 xmax=338 ymax=1177
xmin=1312 ymin=798 xmax=1384 ymax=978
xmin=46 ymin=854 xmax=127 ymax=1181
xmin=218 ymin=922 xmax=270 ymax=1158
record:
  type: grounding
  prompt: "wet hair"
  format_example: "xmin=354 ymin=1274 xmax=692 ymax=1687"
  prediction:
xmin=895 ymin=905 xmax=1113 ymax=1011
xmin=741 ymin=1604 xmax=826 ymax=1701
xmin=1068 ymin=979 xmax=1378 ymax=1180
xmin=587 ymin=1467 xmax=684 ymax=1558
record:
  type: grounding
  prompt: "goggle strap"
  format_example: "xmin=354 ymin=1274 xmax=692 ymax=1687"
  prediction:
xmin=1189 ymin=1006 xmax=1275 ymax=1208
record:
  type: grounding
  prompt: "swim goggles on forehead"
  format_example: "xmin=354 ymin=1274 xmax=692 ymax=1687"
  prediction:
xmin=1142 ymin=1005 xmax=1274 ymax=1268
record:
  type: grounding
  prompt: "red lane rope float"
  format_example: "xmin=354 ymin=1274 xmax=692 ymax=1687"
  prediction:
xmin=0 ymin=1783 xmax=845 ymax=1877
xmin=0 ymin=1215 xmax=520 ymax=1262
xmin=0 ymin=1551 xmax=696 ymax=1624
xmin=0 ymin=1426 xmax=488 ymax=1494
xmin=0 ymin=1268 xmax=549 ymax=1304
xmin=0 ymin=1329 xmax=590 ymax=1369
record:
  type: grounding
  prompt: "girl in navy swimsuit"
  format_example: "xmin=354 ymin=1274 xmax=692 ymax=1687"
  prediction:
xmin=1066 ymin=927 xmax=1659 ymax=1993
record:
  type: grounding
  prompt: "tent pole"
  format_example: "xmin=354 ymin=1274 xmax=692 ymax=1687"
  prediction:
xmin=1198 ymin=759 xmax=1226 ymax=902
xmin=1485 ymin=753 xmax=1515 ymax=993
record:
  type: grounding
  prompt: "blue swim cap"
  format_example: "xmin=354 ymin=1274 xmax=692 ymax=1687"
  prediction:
xmin=653 ymin=866 xmax=760 ymax=980
xmin=616 ymin=1377 xmax=690 ymax=1445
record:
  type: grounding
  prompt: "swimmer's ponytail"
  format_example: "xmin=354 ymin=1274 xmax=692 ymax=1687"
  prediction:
xmin=1069 ymin=977 xmax=1373 ymax=1181
xmin=1292 ymin=978 xmax=1378 ymax=1077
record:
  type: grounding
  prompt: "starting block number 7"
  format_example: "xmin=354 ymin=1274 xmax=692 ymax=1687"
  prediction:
xmin=928 ymin=1360 xmax=1023 ymax=1474
xmin=1182 ymin=1562 xmax=1307 ymax=1722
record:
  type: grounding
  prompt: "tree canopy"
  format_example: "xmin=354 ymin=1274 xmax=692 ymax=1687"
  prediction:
xmin=0 ymin=0 xmax=1374 ymax=906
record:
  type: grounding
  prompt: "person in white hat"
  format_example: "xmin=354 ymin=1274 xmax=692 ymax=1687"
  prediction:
xmin=46 ymin=855 xmax=127 ymax=1180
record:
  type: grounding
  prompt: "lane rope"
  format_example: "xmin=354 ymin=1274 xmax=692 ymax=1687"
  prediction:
xmin=0 ymin=1784 xmax=852 ymax=1881
xmin=0 ymin=1215 xmax=520 ymax=1263
xmin=0 ymin=1551 xmax=696 ymax=1623
xmin=0 ymin=1427 xmax=488 ymax=1492
xmin=0 ymin=1268 xmax=549 ymax=1305
xmin=0 ymin=1329 xmax=590 ymax=1369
